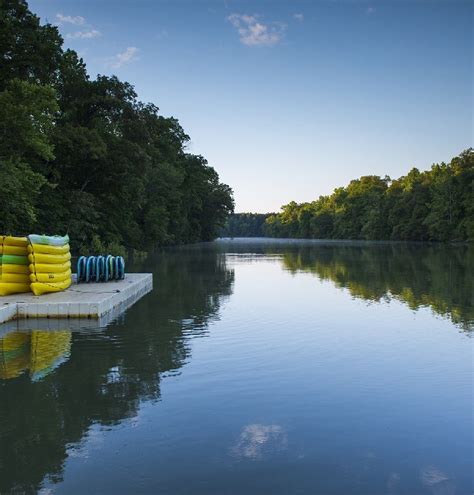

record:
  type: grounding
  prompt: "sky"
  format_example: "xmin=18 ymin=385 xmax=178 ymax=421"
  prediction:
xmin=30 ymin=0 xmax=473 ymax=213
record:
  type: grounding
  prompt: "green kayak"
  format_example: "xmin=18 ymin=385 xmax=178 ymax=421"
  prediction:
xmin=0 ymin=254 xmax=29 ymax=265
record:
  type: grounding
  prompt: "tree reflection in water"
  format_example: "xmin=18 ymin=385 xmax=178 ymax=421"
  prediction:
xmin=0 ymin=244 xmax=234 ymax=494
xmin=0 ymin=240 xmax=471 ymax=493
xmin=216 ymin=239 xmax=473 ymax=331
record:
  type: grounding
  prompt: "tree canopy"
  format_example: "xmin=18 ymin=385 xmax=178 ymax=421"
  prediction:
xmin=264 ymin=150 xmax=473 ymax=242
xmin=220 ymin=213 xmax=272 ymax=238
xmin=0 ymin=0 xmax=234 ymax=253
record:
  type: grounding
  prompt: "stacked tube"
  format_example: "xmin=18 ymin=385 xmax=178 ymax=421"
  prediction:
xmin=0 ymin=236 xmax=31 ymax=296
xmin=28 ymin=235 xmax=72 ymax=296
xmin=76 ymin=255 xmax=125 ymax=283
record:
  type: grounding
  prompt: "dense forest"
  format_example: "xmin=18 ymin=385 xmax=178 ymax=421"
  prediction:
xmin=220 ymin=213 xmax=271 ymax=237
xmin=264 ymin=150 xmax=473 ymax=242
xmin=0 ymin=0 xmax=233 ymax=254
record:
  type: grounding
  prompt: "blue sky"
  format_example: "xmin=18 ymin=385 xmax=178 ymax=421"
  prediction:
xmin=30 ymin=0 xmax=472 ymax=212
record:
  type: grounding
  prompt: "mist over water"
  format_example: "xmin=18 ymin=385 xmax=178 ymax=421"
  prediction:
xmin=1 ymin=239 xmax=472 ymax=494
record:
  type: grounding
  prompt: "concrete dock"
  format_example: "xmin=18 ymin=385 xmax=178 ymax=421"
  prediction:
xmin=0 ymin=273 xmax=152 ymax=325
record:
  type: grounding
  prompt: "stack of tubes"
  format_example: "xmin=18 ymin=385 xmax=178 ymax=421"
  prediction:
xmin=76 ymin=255 xmax=125 ymax=283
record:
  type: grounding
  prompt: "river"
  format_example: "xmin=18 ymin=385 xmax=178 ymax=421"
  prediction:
xmin=0 ymin=239 xmax=472 ymax=494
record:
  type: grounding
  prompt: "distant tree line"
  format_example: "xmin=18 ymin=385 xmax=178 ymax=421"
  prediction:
xmin=0 ymin=0 xmax=233 ymax=254
xmin=264 ymin=151 xmax=473 ymax=242
xmin=220 ymin=213 xmax=272 ymax=237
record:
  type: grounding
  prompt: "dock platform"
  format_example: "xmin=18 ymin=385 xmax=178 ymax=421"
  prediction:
xmin=0 ymin=273 xmax=152 ymax=325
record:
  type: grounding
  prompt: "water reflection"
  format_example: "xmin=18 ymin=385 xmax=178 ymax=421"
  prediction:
xmin=0 ymin=332 xmax=30 ymax=380
xmin=0 ymin=329 xmax=71 ymax=381
xmin=0 ymin=245 xmax=234 ymax=493
xmin=217 ymin=239 xmax=473 ymax=330
xmin=0 ymin=241 xmax=471 ymax=494
xmin=231 ymin=424 xmax=288 ymax=460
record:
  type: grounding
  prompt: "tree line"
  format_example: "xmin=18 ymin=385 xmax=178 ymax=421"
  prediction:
xmin=264 ymin=150 xmax=473 ymax=241
xmin=221 ymin=152 xmax=473 ymax=242
xmin=220 ymin=213 xmax=271 ymax=237
xmin=0 ymin=0 xmax=234 ymax=254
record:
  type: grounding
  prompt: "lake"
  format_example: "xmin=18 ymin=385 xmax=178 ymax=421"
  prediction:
xmin=0 ymin=239 xmax=472 ymax=494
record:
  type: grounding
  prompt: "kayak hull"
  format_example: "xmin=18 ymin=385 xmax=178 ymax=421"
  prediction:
xmin=28 ymin=252 xmax=71 ymax=265
xmin=29 ymin=261 xmax=71 ymax=273
xmin=0 ymin=283 xmax=31 ymax=296
xmin=30 ymin=270 xmax=71 ymax=283
xmin=3 ymin=236 xmax=28 ymax=247
xmin=0 ymin=245 xmax=28 ymax=256
xmin=0 ymin=264 xmax=30 ymax=275
xmin=27 ymin=243 xmax=70 ymax=255
xmin=0 ymin=255 xmax=29 ymax=265
xmin=28 ymin=234 xmax=69 ymax=246
xmin=0 ymin=273 xmax=30 ymax=284
xmin=31 ymin=278 xmax=72 ymax=296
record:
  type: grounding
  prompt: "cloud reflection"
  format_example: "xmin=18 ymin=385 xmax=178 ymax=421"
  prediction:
xmin=230 ymin=424 xmax=287 ymax=460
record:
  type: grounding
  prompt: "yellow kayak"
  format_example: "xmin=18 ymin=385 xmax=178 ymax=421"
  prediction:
xmin=0 ymin=282 xmax=31 ymax=296
xmin=3 ymin=236 xmax=28 ymax=247
xmin=28 ymin=243 xmax=70 ymax=255
xmin=30 ymin=278 xmax=72 ymax=296
xmin=0 ymin=264 xmax=30 ymax=275
xmin=30 ymin=269 xmax=71 ymax=283
xmin=0 ymin=273 xmax=30 ymax=284
xmin=0 ymin=245 xmax=28 ymax=256
xmin=28 ymin=252 xmax=71 ymax=265
xmin=29 ymin=261 xmax=71 ymax=273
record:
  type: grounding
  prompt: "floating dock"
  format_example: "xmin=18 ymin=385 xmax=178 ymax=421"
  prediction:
xmin=0 ymin=273 xmax=152 ymax=325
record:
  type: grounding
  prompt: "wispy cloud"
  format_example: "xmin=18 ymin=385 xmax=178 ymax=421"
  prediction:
xmin=227 ymin=14 xmax=286 ymax=47
xmin=366 ymin=7 xmax=376 ymax=14
xmin=57 ymin=13 xmax=102 ymax=42
xmin=66 ymin=29 xmax=101 ymax=40
xmin=107 ymin=47 xmax=139 ymax=69
xmin=56 ymin=13 xmax=85 ymax=26
xmin=293 ymin=13 xmax=304 ymax=22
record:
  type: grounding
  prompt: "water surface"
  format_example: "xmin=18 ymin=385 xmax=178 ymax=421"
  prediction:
xmin=0 ymin=239 xmax=472 ymax=494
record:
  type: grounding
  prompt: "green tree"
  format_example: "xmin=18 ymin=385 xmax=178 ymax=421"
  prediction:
xmin=264 ymin=151 xmax=473 ymax=242
xmin=0 ymin=0 xmax=233 ymax=251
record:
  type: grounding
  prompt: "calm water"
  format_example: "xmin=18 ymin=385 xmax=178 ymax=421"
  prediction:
xmin=0 ymin=239 xmax=472 ymax=495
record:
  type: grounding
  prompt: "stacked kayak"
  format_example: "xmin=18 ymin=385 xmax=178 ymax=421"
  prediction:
xmin=28 ymin=235 xmax=72 ymax=296
xmin=0 ymin=236 xmax=31 ymax=296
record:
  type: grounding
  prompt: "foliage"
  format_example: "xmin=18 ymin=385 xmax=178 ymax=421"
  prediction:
xmin=264 ymin=150 xmax=473 ymax=242
xmin=220 ymin=213 xmax=272 ymax=237
xmin=0 ymin=0 xmax=233 ymax=252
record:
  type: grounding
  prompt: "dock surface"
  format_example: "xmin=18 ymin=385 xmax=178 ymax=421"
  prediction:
xmin=0 ymin=273 xmax=152 ymax=325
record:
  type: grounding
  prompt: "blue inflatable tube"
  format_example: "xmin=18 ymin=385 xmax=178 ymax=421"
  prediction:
xmin=77 ymin=256 xmax=86 ymax=282
xmin=96 ymin=256 xmax=105 ymax=282
xmin=76 ymin=254 xmax=125 ymax=283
